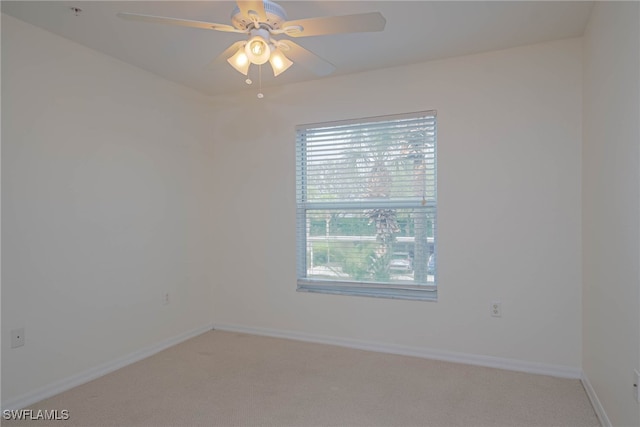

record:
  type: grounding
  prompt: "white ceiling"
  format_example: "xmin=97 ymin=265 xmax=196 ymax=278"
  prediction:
xmin=2 ymin=1 xmax=594 ymax=97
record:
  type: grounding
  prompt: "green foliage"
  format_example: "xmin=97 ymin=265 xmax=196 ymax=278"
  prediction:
xmin=369 ymin=251 xmax=392 ymax=282
xmin=342 ymin=244 xmax=376 ymax=281
xmin=312 ymin=242 xmax=329 ymax=265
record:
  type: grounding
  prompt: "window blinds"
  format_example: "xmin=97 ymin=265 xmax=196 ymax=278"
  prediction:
xmin=296 ymin=111 xmax=437 ymax=301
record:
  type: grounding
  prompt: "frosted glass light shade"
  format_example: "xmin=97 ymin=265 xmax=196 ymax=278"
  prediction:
xmin=245 ymin=36 xmax=271 ymax=65
xmin=269 ymin=48 xmax=293 ymax=77
xmin=227 ymin=46 xmax=250 ymax=75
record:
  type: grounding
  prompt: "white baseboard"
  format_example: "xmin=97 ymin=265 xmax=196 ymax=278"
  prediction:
xmin=581 ymin=372 xmax=610 ymax=427
xmin=3 ymin=322 xmax=584 ymax=412
xmin=212 ymin=323 xmax=582 ymax=379
xmin=2 ymin=323 xmax=214 ymax=411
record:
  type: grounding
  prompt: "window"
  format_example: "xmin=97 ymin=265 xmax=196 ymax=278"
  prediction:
xmin=296 ymin=111 xmax=437 ymax=301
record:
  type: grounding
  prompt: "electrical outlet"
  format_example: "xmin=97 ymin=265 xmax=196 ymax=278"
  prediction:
xmin=634 ymin=369 xmax=640 ymax=403
xmin=491 ymin=301 xmax=502 ymax=317
xmin=11 ymin=328 xmax=25 ymax=348
xmin=163 ymin=293 xmax=170 ymax=305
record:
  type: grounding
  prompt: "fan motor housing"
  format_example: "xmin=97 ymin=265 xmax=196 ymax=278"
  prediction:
xmin=231 ymin=0 xmax=288 ymax=30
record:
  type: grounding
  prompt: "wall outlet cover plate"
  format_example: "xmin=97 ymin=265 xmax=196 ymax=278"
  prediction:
xmin=11 ymin=328 xmax=25 ymax=348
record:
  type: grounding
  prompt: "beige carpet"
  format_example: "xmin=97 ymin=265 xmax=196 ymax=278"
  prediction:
xmin=4 ymin=330 xmax=599 ymax=427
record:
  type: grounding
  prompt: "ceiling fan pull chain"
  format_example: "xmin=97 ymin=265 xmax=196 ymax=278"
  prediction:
xmin=257 ymin=64 xmax=264 ymax=99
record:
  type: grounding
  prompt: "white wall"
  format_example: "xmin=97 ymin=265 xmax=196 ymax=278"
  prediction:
xmin=2 ymin=15 xmax=216 ymax=404
xmin=2 ymin=10 xmax=590 ymax=409
xmin=582 ymin=2 xmax=640 ymax=426
xmin=210 ymin=38 xmax=584 ymax=370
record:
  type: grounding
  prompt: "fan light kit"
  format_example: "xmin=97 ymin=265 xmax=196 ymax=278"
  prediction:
xmin=118 ymin=1 xmax=385 ymax=96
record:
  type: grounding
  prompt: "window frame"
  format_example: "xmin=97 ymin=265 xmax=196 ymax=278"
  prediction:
xmin=296 ymin=111 xmax=437 ymax=301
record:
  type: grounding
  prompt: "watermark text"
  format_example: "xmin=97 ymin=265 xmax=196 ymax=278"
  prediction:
xmin=3 ymin=409 xmax=70 ymax=421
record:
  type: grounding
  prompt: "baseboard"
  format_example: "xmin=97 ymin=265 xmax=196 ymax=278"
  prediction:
xmin=1 ymin=323 xmax=214 ymax=411
xmin=4 ymin=322 xmax=583 ymax=411
xmin=212 ymin=323 xmax=582 ymax=379
xmin=581 ymin=372 xmax=611 ymax=427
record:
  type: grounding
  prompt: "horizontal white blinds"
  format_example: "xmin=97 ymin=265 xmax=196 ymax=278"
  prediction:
xmin=296 ymin=111 xmax=437 ymax=298
xmin=297 ymin=112 xmax=436 ymax=205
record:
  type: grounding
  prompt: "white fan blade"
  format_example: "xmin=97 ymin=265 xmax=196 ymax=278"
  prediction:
xmin=117 ymin=12 xmax=245 ymax=33
xmin=235 ymin=1 xmax=267 ymax=22
xmin=278 ymin=40 xmax=336 ymax=76
xmin=212 ymin=40 xmax=246 ymax=65
xmin=283 ymin=12 xmax=386 ymax=37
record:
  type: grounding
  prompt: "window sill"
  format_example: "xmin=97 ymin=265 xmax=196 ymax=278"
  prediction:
xmin=297 ymin=279 xmax=437 ymax=302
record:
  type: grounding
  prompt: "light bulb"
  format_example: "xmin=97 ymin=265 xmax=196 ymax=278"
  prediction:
xmin=245 ymin=35 xmax=271 ymax=65
xmin=250 ymin=40 xmax=266 ymax=56
xmin=235 ymin=52 xmax=248 ymax=67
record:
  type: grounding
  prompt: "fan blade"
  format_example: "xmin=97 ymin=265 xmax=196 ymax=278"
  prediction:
xmin=117 ymin=12 xmax=245 ymax=33
xmin=278 ymin=40 xmax=336 ymax=76
xmin=282 ymin=12 xmax=386 ymax=37
xmin=235 ymin=1 xmax=267 ymax=22
xmin=212 ymin=40 xmax=247 ymax=65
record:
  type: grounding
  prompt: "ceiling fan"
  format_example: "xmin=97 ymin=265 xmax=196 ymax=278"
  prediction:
xmin=117 ymin=1 xmax=386 ymax=81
